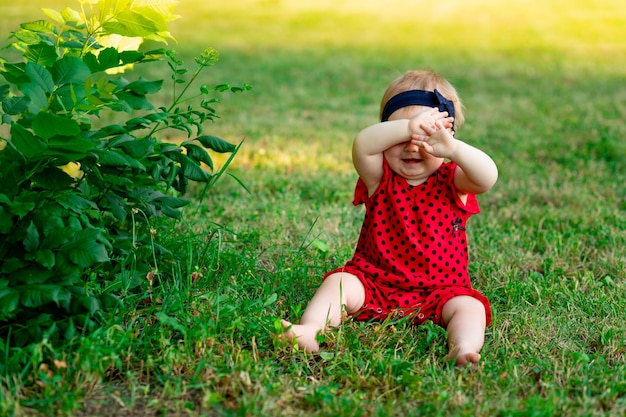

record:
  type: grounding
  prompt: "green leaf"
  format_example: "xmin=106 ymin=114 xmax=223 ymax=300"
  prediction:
xmin=194 ymin=135 xmax=236 ymax=153
xmin=170 ymin=122 xmax=192 ymax=136
xmin=82 ymin=52 xmax=100 ymax=73
xmin=143 ymin=48 xmax=167 ymax=60
xmin=25 ymin=62 xmax=54 ymax=93
xmin=103 ymin=12 xmax=159 ymax=37
xmin=311 ymin=238 xmax=330 ymax=253
xmin=120 ymin=138 xmax=154 ymax=158
xmin=144 ymin=112 xmax=168 ymax=122
xmin=56 ymin=194 xmax=98 ymax=212
xmin=51 ymin=56 xmax=91 ymax=85
xmin=98 ymin=124 xmax=128 ymax=137
xmin=1 ymin=258 xmax=25 ymax=275
xmin=22 ymin=84 xmax=48 ymax=114
xmin=13 ymin=268 xmax=54 ymax=286
xmin=19 ymin=284 xmax=69 ymax=308
xmin=183 ymin=142 xmax=213 ymax=169
xmin=133 ymin=3 xmax=178 ymax=31
xmin=46 ymin=136 xmax=97 ymax=156
xmin=115 ymin=91 xmax=154 ymax=110
xmin=107 ymin=133 xmax=136 ymax=147
xmin=124 ymin=117 xmax=152 ymax=129
xmin=119 ymin=50 xmax=145 ymax=64
xmin=164 ymin=163 xmax=180 ymax=188
xmin=96 ymin=174 xmax=135 ymax=189
xmin=31 ymin=167 xmax=74 ymax=190
xmin=10 ymin=124 xmax=46 ymax=159
xmin=2 ymin=96 xmax=30 ymax=115
xmin=0 ymin=206 xmax=12 ymax=234
xmin=24 ymin=43 xmax=58 ymax=67
xmin=60 ymin=7 xmax=81 ymax=23
xmin=0 ymin=84 xmax=11 ymax=100
xmin=80 ymin=295 xmax=101 ymax=315
xmin=153 ymin=195 xmax=189 ymax=209
xmin=6 ymin=195 xmax=36 ymax=219
xmin=41 ymin=8 xmax=64 ymax=24
xmin=0 ymin=63 xmax=28 ymax=84
xmin=180 ymin=155 xmax=210 ymax=182
xmin=97 ymin=149 xmax=147 ymax=170
xmin=214 ymin=84 xmax=231 ymax=92
xmin=37 ymin=215 xmax=71 ymax=249
xmin=63 ymin=228 xmax=111 ymax=268
xmin=158 ymin=204 xmax=181 ymax=219
xmin=24 ymin=222 xmax=40 ymax=252
xmin=13 ymin=29 xmax=44 ymax=45
xmin=60 ymin=40 xmax=85 ymax=49
xmin=52 ymin=83 xmax=88 ymax=113
xmin=98 ymin=47 xmax=121 ymax=71
xmin=104 ymin=193 xmax=128 ymax=221
xmin=21 ymin=20 xmax=57 ymax=35
xmin=0 ymin=82 xmax=11 ymax=99
xmin=35 ymin=249 xmax=56 ymax=269
xmin=263 ymin=293 xmax=278 ymax=308
xmin=32 ymin=112 xmax=80 ymax=139
xmin=124 ymin=78 xmax=163 ymax=95
xmin=230 ymin=84 xmax=253 ymax=93
xmin=0 ymin=287 xmax=19 ymax=316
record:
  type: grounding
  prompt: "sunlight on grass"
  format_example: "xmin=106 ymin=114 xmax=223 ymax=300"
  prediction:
xmin=171 ymin=0 xmax=626 ymax=59
xmin=2 ymin=0 xmax=623 ymax=59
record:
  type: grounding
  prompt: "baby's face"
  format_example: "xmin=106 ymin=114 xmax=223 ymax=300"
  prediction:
xmin=384 ymin=106 xmax=445 ymax=185
xmin=383 ymin=140 xmax=443 ymax=186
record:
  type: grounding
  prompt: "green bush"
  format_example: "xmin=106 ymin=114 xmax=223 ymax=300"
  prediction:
xmin=0 ymin=0 xmax=250 ymax=347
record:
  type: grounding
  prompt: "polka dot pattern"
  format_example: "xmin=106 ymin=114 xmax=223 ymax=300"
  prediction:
xmin=325 ymin=159 xmax=492 ymax=326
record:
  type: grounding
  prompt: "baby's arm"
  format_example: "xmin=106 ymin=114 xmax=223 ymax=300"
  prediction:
xmin=413 ymin=122 xmax=498 ymax=195
xmin=352 ymin=119 xmax=411 ymax=193
xmin=353 ymin=108 xmax=452 ymax=193
xmin=450 ymin=140 xmax=498 ymax=195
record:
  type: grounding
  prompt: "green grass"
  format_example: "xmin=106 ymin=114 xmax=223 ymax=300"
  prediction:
xmin=1 ymin=0 xmax=626 ymax=415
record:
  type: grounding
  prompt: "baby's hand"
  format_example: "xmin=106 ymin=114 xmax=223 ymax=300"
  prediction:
xmin=411 ymin=121 xmax=458 ymax=158
xmin=408 ymin=108 xmax=453 ymax=136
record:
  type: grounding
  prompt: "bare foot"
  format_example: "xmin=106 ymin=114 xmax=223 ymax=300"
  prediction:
xmin=280 ymin=319 xmax=322 ymax=352
xmin=453 ymin=351 xmax=481 ymax=367
xmin=446 ymin=344 xmax=481 ymax=367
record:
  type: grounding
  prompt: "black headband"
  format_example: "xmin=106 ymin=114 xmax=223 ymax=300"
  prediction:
xmin=381 ymin=89 xmax=455 ymax=129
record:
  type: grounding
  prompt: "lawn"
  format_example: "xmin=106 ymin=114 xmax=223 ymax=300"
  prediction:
xmin=1 ymin=0 xmax=625 ymax=416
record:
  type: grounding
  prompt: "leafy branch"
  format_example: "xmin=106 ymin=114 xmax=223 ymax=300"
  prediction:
xmin=0 ymin=0 xmax=250 ymax=349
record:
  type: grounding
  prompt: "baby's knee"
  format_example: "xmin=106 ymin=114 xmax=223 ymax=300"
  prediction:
xmin=326 ymin=272 xmax=366 ymax=312
xmin=442 ymin=295 xmax=486 ymax=323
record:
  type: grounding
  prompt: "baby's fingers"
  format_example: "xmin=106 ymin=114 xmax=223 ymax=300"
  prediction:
xmin=419 ymin=122 xmax=437 ymax=135
xmin=440 ymin=117 xmax=454 ymax=128
xmin=411 ymin=134 xmax=430 ymax=142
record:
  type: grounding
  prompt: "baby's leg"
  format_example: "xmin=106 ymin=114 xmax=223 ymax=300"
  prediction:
xmin=441 ymin=295 xmax=486 ymax=366
xmin=281 ymin=272 xmax=365 ymax=352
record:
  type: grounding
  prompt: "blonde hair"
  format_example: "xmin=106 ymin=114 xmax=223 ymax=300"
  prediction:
xmin=379 ymin=69 xmax=465 ymax=129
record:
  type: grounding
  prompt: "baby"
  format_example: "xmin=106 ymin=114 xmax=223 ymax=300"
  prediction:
xmin=282 ymin=69 xmax=498 ymax=366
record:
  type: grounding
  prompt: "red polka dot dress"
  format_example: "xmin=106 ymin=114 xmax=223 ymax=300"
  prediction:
xmin=326 ymin=158 xmax=492 ymax=326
